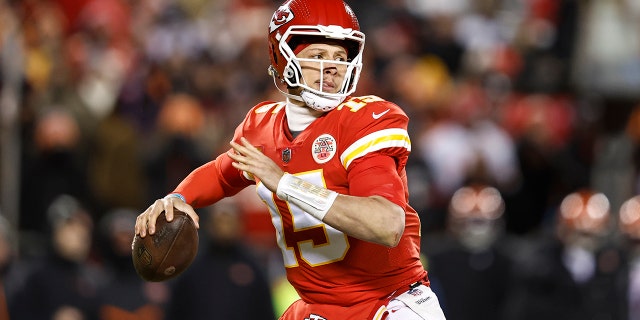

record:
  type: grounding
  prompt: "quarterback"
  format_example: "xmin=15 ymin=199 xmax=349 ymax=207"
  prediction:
xmin=135 ymin=0 xmax=447 ymax=319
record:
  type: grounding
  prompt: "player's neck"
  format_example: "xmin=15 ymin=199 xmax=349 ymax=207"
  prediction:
xmin=285 ymin=99 xmax=322 ymax=132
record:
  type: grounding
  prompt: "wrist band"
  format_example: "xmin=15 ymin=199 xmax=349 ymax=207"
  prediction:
xmin=164 ymin=193 xmax=186 ymax=203
xmin=276 ymin=173 xmax=338 ymax=221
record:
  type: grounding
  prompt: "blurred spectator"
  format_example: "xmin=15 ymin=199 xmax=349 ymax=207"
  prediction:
xmin=87 ymin=101 xmax=148 ymax=218
xmin=454 ymin=0 xmax=510 ymax=76
xmin=427 ymin=184 xmax=514 ymax=320
xmin=19 ymin=108 xmax=92 ymax=257
xmin=626 ymin=103 xmax=640 ymax=194
xmin=0 ymin=214 xmax=17 ymax=320
xmin=504 ymin=189 xmax=622 ymax=320
xmin=416 ymin=77 xmax=519 ymax=231
xmin=18 ymin=0 xmax=67 ymax=104
xmin=619 ymin=195 xmax=640 ymax=320
xmin=10 ymin=195 xmax=104 ymax=320
xmin=95 ymin=208 xmax=168 ymax=320
xmin=572 ymin=0 xmax=640 ymax=97
xmin=512 ymin=0 xmax=580 ymax=93
xmin=590 ymin=97 xmax=638 ymax=215
xmin=144 ymin=3 xmax=203 ymax=65
xmin=164 ymin=199 xmax=276 ymax=320
xmin=115 ymin=61 xmax=171 ymax=136
xmin=143 ymin=93 xmax=209 ymax=202
xmin=500 ymin=93 xmax=577 ymax=234
xmin=68 ymin=0 xmax=134 ymax=122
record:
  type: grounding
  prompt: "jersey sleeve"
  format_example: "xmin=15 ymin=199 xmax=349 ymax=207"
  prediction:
xmin=172 ymin=105 xmax=267 ymax=207
xmin=336 ymin=96 xmax=412 ymax=207
xmin=347 ymin=154 xmax=407 ymax=209
xmin=338 ymin=96 xmax=412 ymax=172
xmin=172 ymin=152 xmax=249 ymax=208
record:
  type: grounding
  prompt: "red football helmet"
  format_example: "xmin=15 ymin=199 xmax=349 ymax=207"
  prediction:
xmin=448 ymin=185 xmax=505 ymax=221
xmin=557 ymin=189 xmax=610 ymax=236
xmin=447 ymin=184 xmax=505 ymax=251
xmin=267 ymin=0 xmax=365 ymax=111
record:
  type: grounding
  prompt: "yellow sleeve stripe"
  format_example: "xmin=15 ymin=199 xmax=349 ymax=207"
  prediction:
xmin=340 ymin=128 xmax=411 ymax=169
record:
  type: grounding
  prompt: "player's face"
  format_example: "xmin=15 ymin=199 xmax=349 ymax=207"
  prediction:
xmin=296 ymin=43 xmax=349 ymax=94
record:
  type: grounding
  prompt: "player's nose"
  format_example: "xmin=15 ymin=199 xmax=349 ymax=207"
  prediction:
xmin=323 ymin=64 xmax=338 ymax=75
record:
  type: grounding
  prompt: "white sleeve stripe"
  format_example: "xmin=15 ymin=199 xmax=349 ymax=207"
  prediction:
xmin=340 ymin=128 xmax=411 ymax=169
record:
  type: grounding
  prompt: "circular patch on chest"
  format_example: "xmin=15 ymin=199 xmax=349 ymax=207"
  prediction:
xmin=311 ymin=133 xmax=337 ymax=164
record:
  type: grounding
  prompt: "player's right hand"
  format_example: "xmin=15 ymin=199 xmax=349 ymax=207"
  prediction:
xmin=135 ymin=196 xmax=200 ymax=237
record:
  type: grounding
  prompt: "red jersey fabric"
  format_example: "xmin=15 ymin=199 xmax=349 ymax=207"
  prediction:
xmin=174 ymin=95 xmax=427 ymax=308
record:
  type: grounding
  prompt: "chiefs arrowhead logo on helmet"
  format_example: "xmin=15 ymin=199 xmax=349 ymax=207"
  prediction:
xmin=269 ymin=5 xmax=294 ymax=33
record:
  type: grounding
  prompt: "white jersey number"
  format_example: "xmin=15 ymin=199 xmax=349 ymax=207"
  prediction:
xmin=257 ymin=171 xmax=349 ymax=267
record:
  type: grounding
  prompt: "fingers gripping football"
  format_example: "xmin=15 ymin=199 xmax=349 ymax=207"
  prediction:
xmin=229 ymin=137 xmax=284 ymax=192
xmin=135 ymin=196 xmax=199 ymax=237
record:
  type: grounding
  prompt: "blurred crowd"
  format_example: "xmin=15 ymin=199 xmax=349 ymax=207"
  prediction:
xmin=1 ymin=0 xmax=640 ymax=319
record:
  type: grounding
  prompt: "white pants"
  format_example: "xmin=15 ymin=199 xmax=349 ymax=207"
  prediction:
xmin=385 ymin=285 xmax=447 ymax=320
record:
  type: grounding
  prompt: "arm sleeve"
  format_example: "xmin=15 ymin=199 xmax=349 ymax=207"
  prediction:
xmin=172 ymin=151 xmax=252 ymax=208
xmin=347 ymin=154 xmax=407 ymax=210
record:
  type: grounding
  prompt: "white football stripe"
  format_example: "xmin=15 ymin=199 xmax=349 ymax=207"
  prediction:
xmin=340 ymin=128 xmax=411 ymax=169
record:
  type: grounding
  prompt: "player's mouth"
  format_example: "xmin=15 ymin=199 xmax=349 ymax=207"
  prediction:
xmin=319 ymin=79 xmax=336 ymax=92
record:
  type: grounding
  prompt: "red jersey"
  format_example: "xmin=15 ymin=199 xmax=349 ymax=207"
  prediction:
xmin=175 ymin=95 xmax=426 ymax=306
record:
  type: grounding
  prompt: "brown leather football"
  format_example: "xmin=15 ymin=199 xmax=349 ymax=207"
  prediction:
xmin=131 ymin=210 xmax=198 ymax=282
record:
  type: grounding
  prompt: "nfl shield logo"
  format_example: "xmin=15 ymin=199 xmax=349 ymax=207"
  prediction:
xmin=409 ymin=288 xmax=423 ymax=296
xmin=282 ymin=148 xmax=291 ymax=163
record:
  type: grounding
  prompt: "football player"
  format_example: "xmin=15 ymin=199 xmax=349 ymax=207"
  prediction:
xmin=135 ymin=0 xmax=447 ymax=319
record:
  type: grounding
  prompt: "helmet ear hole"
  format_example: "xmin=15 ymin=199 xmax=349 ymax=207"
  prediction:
xmin=283 ymin=67 xmax=296 ymax=81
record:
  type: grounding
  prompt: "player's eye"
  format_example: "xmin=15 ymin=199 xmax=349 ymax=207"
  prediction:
xmin=309 ymin=53 xmax=346 ymax=62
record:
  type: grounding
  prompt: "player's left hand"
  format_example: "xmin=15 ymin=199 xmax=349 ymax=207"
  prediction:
xmin=229 ymin=137 xmax=284 ymax=192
